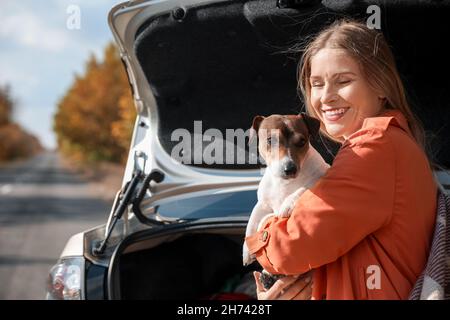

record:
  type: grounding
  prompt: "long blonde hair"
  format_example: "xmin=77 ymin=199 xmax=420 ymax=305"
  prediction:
xmin=298 ymin=19 xmax=427 ymax=152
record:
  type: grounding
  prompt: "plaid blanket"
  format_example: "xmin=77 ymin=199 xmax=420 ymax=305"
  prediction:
xmin=409 ymin=190 xmax=450 ymax=300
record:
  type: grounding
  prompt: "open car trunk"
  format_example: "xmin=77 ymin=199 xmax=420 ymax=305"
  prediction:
xmin=124 ymin=0 xmax=450 ymax=169
xmin=104 ymin=0 xmax=450 ymax=300
xmin=108 ymin=224 xmax=259 ymax=300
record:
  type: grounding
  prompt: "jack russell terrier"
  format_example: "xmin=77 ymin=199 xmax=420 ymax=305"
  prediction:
xmin=243 ymin=113 xmax=330 ymax=289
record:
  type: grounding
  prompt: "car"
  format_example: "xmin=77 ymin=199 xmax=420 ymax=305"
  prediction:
xmin=46 ymin=0 xmax=450 ymax=300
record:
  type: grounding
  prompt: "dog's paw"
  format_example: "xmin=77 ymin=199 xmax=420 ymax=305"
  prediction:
xmin=278 ymin=190 xmax=305 ymax=218
xmin=242 ymin=244 xmax=255 ymax=266
xmin=243 ymin=254 xmax=255 ymax=266
xmin=278 ymin=201 xmax=293 ymax=218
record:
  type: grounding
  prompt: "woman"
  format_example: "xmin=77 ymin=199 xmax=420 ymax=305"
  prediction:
xmin=245 ymin=19 xmax=438 ymax=300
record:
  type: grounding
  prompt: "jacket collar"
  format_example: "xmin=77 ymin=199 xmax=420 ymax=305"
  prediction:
xmin=360 ymin=108 xmax=412 ymax=136
xmin=341 ymin=109 xmax=413 ymax=147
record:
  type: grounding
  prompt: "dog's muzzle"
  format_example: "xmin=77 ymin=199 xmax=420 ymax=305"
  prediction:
xmin=282 ymin=161 xmax=298 ymax=178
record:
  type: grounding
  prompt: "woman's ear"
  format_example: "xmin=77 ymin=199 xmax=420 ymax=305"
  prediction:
xmin=300 ymin=112 xmax=321 ymax=138
xmin=378 ymin=96 xmax=387 ymax=108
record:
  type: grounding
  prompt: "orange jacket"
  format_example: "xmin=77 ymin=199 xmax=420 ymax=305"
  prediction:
xmin=245 ymin=109 xmax=437 ymax=300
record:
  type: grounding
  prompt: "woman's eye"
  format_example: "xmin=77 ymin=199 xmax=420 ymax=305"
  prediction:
xmin=338 ymin=79 xmax=352 ymax=85
xmin=311 ymin=82 xmax=324 ymax=87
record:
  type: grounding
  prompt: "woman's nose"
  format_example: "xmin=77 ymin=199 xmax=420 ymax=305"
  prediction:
xmin=320 ymin=84 xmax=339 ymax=105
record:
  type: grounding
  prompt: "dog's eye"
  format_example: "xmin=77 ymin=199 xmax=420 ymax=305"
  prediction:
xmin=297 ymin=138 xmax=306 ymax=147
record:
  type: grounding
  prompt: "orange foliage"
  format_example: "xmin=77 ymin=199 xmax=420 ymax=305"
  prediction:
xmin=0 ymin=84 xmax=13 ymax=126
xmin=111 ymin=91 xmax=136 ymax=162
xmin=54 ymin=43 xmax=136 ymax=164
xmin=0 ymin=85 xmax=43 ymax=162
xmin=0 ymin=123 xmax=43 ymax=162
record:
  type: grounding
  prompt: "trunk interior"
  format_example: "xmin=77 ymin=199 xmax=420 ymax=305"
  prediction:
xmin=115 ymin=228 xmax=259 ymax=300
xmin=133 ymin=0 xmax=450 ymax=169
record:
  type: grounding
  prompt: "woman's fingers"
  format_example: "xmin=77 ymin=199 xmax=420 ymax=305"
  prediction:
xmin=292 ymin=280 xmax=313 ymax=300
xmin=253 ymin=271 xmax=265 ymax=293
xmin=264 ymin=275 xmax=300 ymax=300
xmin=271 ymin=275 xmax=300 ymax=292
xmin=254 ymin=271 xmax=276 ymax=300
xmin=254 ymin=272 xmax=297 ymax=300
xmin=253 ymin=271 xmax=313 ymax=300
xmin=278 ymin=275 xmax=312 ymax=300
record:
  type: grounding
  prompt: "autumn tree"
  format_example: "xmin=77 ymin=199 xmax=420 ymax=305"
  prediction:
xmin=0 ymin=85 xmax=43 ymax=162
xmin=0 ymin=84 xmax=13 ymax=126
xmin=54 ymin=43 xmax=136 ymax=163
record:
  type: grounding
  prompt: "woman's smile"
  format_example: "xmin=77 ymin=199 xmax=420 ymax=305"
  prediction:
xmin=321 ymin=107 xmax=350 ymax=122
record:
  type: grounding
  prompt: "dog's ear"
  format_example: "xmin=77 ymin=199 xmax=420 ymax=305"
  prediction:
xmin=249 ymin=115 xmax=264 ymax=146
xmin=300 ymin=112 xmax=321 ymax=138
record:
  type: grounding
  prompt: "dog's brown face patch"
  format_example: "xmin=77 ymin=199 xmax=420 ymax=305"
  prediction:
xmin=257 ymin=115 xmax=310 ymax=167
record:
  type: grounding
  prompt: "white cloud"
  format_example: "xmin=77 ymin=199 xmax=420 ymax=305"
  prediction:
xmin=0 ymin=0 xmax=120 ymax=149
xmin=0 ymin=66 xmax=38 ymax=92
xmin=54 ymin=0 xmax=119 ymax=10
xmin=0 ymin=11 xmax=70 ymax=52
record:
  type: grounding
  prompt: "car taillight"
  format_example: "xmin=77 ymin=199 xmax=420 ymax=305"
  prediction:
xmin=46 ymin=257 xmax=83 ymax=300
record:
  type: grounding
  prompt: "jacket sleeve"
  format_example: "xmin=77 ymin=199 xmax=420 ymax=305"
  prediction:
xmin=245 ymin=130 xmax=396 ymax=275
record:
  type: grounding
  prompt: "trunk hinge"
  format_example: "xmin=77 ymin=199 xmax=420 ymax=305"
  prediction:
xmin=92 ymin=169 xmax=165 ymax=256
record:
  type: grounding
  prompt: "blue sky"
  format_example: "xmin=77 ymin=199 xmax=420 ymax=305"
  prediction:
xmin=0 ymin=0 xmax=122 ymax=149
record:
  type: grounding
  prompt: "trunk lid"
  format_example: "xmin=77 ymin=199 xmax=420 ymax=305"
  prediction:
xmin=105 ymin=0 xmax=450 ymax=227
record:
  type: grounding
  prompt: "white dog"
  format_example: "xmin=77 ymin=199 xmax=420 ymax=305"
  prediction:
xmin=243 ymin=113 xmax=329 ymax=288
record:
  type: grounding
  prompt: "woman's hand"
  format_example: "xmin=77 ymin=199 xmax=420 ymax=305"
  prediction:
xmin=253 ymin=271 xmax=313 ymax=300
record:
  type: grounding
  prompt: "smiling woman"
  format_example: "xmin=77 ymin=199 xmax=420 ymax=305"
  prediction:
xmin=299 ymin=19 xmax=427 ymax=150
xmin=246 ymin=19 xmax=439 ymax=300
xmin=309 ymin=49 xmax=385 ymax=139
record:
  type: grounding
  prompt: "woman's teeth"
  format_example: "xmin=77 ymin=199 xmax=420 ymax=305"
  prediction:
xmin=322 ymin=108 xmax=348 ymax=121
xmin=324 ymin=108 xmax=347 ymax=115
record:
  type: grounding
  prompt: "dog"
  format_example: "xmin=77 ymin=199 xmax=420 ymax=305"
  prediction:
xmin=243 ymin=113 xmax=330 ymax=289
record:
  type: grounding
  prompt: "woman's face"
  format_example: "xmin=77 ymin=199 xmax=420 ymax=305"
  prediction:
xmin=309 ymin=48 xmax=384 ymax=140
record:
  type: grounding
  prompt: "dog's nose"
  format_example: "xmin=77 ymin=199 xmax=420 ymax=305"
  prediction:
xmin=283 ymin=162 xmax=297 ymax=176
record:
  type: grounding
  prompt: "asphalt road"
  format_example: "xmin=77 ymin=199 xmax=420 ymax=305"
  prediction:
xmin=0 ymin=152 xmax=112 ymax=299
